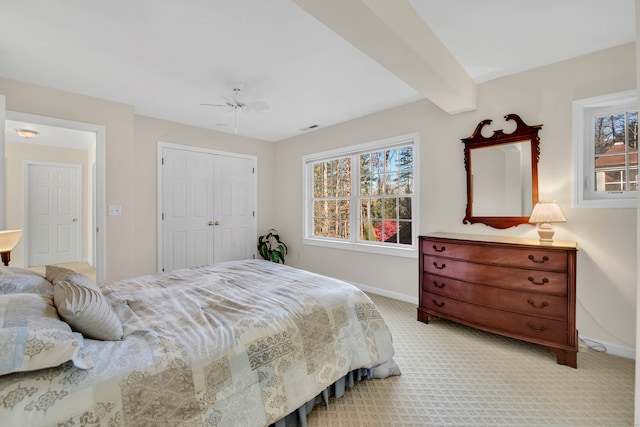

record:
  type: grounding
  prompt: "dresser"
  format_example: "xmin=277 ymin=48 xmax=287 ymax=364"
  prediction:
xmin=418 ymin=232 xmax=578 ymax=368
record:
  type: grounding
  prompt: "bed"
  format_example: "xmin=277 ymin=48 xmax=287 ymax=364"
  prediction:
xmin=0 ymin=259 xmax=400 ymax=426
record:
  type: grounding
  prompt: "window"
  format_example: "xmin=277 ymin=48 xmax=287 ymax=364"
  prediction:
xmin=303 ymin=133 xmax=419 ymax=257
xmin=573 ymin=90 xmax=638 ymax=208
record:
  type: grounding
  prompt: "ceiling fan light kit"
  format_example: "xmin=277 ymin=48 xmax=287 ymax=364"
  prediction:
xmin=201 ymin=86 xmax=269 ymax=134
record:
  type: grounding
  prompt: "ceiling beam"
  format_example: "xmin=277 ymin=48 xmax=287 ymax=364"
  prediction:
xmin=293 ymin=0 xmax=476 ymax=114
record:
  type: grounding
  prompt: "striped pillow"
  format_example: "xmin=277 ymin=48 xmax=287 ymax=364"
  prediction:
xmin=53 ymin=280 xmax=123 ymax=341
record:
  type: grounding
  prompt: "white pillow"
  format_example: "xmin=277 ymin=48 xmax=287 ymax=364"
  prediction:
xmin=0 ymin=293 xmax=93 ymax=375
xmin=53 ymin=280 xmax=123 ymax=341
xmin=46 ymin=265 xmax=98 ymax=291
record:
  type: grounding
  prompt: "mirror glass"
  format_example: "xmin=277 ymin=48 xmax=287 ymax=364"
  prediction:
xmin=462 ymin=114 xmax=541 ymax=229
xmin=471 ymin=140 xmax=532 ymax=216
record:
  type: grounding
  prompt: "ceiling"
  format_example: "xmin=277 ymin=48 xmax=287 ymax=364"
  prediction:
xmin=0 ymin=0 xmax=635 ymax=144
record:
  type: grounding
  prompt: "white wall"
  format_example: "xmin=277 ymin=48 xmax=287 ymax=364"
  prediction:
xmin=275 ymin=43 xmax=638 ymax=355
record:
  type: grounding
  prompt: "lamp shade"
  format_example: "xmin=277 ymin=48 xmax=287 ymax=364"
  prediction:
xmin=529 ymin=202 xmax=566 ymax=224
xmin=0 ymin=230 xmax=23 ymax=252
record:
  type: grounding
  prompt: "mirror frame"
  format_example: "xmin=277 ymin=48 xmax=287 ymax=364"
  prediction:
xmin=462 ymin=113 xmax=542 ymax=229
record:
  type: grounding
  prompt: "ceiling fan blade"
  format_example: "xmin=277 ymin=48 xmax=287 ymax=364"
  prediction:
xmin=200 ymin=103 xmax=228 ymax=108
xmin=248 ymin=101 xmax=269 ymax=111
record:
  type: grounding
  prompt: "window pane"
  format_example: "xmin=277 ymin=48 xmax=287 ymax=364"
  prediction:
xmin=337 ymin=158 xmax=351 ymax=197
xmin=399 ymin=197 xmax=412 ymax=219
xmin=386 ymin=148 xmax=398 ymax=172
xmin=360 ymin=175 xmax=371 ymax=196
xmin=383 ymin=198 xmax=397 ymax=219
xmin=628 ymin=111 xmax=638 ymax=151
xmin=360 ymin=153 xmax=371 ymax=175
xmin=372 ymin=151 xmax=385 ymax=174
xmin=593 ymin=109 xmax=639 ymax=193
xmin=385 ymin=172 xmax=399 ymax=194
xmin=370 ymin=198 xmax=382 ymax=219
xmin=371 ymin=174 xmax=382 ymax=195
xmin=398 ymin=221 xmax=412 ymax=245
xmin=313 ymin=218 xmax=328 ymax=237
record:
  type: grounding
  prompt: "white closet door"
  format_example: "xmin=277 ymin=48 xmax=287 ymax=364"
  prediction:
xmin=162 ymin=147 xmax=214 ymax=271
xmin=213 ymin=155 xmax=255 ymax=263
xmin=161 ymin=146 xmax=255 ymax=272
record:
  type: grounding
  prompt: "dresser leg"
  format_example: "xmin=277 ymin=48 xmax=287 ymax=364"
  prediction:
xmin=548 ymin=347 xmax=577 ymax=368
xmin=417 ymin=309 xmax=432 ymax=324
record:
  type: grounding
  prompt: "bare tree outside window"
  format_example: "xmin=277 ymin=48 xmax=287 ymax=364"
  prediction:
xmin=309 ymin=140 xmax=415 ymax=249
xmin=594 ymin=111 xmax=638 ymax=192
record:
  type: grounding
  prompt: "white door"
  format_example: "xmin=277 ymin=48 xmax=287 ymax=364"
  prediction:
xmin=27 ymin=163 xmax=82 ymax=266
xmin=160 ymin=146 xmax=255 ymax=272
xmin=162 ymin=147 xmax=215 ymax=271
xmin=213 ymin=155 xmax=255 ymax=262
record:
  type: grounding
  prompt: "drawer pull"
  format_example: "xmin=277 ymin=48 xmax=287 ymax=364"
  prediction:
xmin=432 ymin=245 xmax=446 ymax=252
xmin=528 ymin=254 xmax=549 ymax=264
xmin=433 ymin=262 xmax=446 ymax=270
xmin=527 ymin=276 xmax=549 ymax=286
xmin=527 ymin=299 xmax=549 ymax=309
xmin=433 ymin=281 xmax=446 ymax=289
xmin=527 ymin=323 xmax=548 ymax=333
xmin=432 ymin=299 xmax=445 ymax=308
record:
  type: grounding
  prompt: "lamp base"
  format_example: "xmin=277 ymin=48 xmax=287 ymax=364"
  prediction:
xmin=0 ymin=251 xmax=10 ymax=266
xmin=537 ymin=223 xmax=555 ymax=243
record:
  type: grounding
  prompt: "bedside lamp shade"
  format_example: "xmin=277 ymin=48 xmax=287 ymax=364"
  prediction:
xmin=0 ymin=230 xmax=22 ymax=266
xmin=529 ymin=202 xmax=566 ymax=243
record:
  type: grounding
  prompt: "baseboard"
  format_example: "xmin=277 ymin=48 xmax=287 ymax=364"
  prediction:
xmin=351 ymin=282 xmax=418 ymax=306
xmin=580 ymin=336 xmax=635 ymax=360
xmin=351 ymin=281 xmax=636 ymax=361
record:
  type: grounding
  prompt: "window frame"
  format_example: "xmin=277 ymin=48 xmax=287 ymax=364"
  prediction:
xmin=302 ymin=133 xmax=419 ymax=258
xmin=572 ymin=90 xmax=638 ymax=208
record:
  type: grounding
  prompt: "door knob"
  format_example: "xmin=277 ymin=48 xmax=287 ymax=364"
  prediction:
xmin=72 ymin=218 xmax=78 ymax=222
xmin=208 ymin=221 xmax=220 ymax=226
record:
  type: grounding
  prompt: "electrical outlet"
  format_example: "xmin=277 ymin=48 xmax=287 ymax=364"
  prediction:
xmin=578 ymin=340 xmax=589 ymax=353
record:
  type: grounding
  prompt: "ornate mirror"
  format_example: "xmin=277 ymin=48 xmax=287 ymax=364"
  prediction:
xmin=462 ymin=114 xmax=542 ymax=229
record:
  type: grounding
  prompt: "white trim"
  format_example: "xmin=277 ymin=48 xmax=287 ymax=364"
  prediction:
xmin=302 ymin=132 xmax=420 ymax=258
xmin=3 ymin=111 xmax=106 ymax=282
xmin=572 ymin=90 xmax=638 ymax=209
xmin=579 ymin=335 xmax=636 ymax=360
xmin=156 ymin=141 xmax=258 ymax=272
xmin=352 ymin=280 xmax=418 ymax=305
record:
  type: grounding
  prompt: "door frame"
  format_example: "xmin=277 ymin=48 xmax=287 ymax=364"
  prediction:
xmin=24 ymin=161 xmax=83 ymax=266
xmin=156 ymin=141 xmax=258 ymax=273
xmin=3 ymin=111 xmax=106 ymax=283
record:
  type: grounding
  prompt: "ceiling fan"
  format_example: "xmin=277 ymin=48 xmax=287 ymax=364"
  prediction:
xmin=200 ymin=86 xmax=269 ymax=133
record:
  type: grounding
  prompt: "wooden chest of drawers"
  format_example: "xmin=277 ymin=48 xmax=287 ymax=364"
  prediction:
xmin=418 ymin=233 xmax=578 ymax=368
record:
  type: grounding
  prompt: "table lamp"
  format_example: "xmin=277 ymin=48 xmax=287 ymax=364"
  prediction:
xmin=0 ymin=230 xmax=23 ymax=266
xmin=529 ymin=202 xmax=566 ymax=243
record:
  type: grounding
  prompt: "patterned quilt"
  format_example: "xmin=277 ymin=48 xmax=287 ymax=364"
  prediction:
xmin=0 ymin=259 xmax=399 ymax=426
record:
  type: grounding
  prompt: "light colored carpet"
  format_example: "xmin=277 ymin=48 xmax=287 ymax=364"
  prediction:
xmin=28 ymin=261 xmax=96 ymax=283
xmin=307 ymin=293 xmax=634 ymax=427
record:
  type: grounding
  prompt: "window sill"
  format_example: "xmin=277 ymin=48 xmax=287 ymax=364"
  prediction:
xmin=303 ymin=237 xmax=417 ymax=258
xmin=573 ymin=197 xmax=637 ymax=209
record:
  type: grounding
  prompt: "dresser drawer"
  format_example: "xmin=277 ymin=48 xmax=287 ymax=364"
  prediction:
xmin=422 ymin=274 xmax=568 ymax=320
xmin=422 ymin=238 xmax=567 ymax=271
xmin=423 ymin=294 xmax=568 ymax=345
xmin=424 ymin=255 xmax=568 ymax=295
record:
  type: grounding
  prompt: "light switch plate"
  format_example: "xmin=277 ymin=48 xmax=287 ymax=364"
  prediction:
xmin=108 ymin=205 xmax=122 ymax=216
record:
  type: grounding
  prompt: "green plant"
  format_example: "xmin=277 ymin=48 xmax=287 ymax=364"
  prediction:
xmin=257 ymin=229 xmax=288 ymax=264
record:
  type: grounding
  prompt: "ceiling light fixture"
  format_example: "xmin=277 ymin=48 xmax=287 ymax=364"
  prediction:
xmin=15 ymin=128 xmax=39 ymax=139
